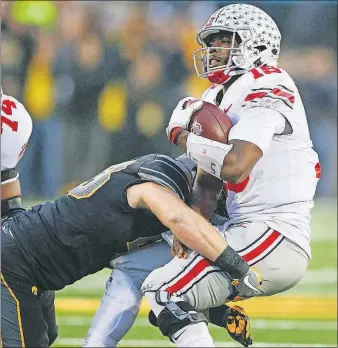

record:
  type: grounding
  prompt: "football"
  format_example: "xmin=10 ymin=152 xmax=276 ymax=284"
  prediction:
xmin=185 ymin=100 xmax=233 ymax=144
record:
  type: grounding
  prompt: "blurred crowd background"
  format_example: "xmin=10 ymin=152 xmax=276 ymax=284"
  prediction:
xmin=1 ymin=0 xmax=337 ymax=199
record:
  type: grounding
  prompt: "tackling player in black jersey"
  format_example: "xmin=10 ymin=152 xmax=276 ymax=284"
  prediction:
xmin=1 ymin=154 xmax=256 ymax=347
xmin=2 ymin=153 xmax=254 ymax=347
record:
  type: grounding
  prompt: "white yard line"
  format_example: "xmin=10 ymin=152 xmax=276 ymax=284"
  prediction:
xmin=55 ymin=338 xmax=337 ymax=347
xmin=119 ymin=340 xmax=338 ymax=347
xmin=57 ymin=316 xmax=337 ymax=331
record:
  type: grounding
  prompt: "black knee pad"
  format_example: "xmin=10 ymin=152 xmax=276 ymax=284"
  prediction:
xmin=157 ymin=300 xmax=207 ymax=340
xmin=148 ymin=310 xmax=158 ymax=327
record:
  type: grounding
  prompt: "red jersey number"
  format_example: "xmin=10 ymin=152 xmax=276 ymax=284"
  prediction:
xmin=250 ymin=66 xmax=282 ymax=80
xmin=1 ymin=99 xmax=18 ymax=134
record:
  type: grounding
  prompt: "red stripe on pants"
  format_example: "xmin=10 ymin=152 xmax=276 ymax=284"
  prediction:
xmin=242 ymin=230 xmax=281 ymax=262
xmin=165 ymin=258 xmax=211 ymax=294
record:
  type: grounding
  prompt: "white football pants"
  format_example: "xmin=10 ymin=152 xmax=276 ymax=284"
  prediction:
xmin=142 ymin=221 xmax=309 ymax=312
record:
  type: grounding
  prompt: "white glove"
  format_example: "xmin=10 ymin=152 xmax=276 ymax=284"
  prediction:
xmin=166 ymin=97 xmax=203 ymax=141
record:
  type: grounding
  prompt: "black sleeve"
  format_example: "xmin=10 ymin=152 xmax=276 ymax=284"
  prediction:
xmin=138 ymin=154 xmax=194 ymax=202
xmin=121 ymin=179 xmax=152 ymax=213
xmin=1 ymin=168 xmax=18 ymax=184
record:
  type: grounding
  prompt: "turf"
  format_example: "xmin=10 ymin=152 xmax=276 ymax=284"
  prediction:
xmin=53 ymin=316 xmax=338 ymax=346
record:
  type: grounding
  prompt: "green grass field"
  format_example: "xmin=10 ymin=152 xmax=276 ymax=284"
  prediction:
xmin=44 ymin=198 xmax=337 ymax=347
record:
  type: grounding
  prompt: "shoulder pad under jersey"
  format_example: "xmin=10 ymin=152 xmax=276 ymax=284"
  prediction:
xmin=138 ymin=154 xmax=194 ymax=202
xmin=241 ymin=67 xmax=296 ymax=115
xmin=1 ymin=94 xmax=33 ymax=171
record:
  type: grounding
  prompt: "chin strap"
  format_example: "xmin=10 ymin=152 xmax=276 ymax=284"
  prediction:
xmin=207 ymin=66 xmax=246 ymax=84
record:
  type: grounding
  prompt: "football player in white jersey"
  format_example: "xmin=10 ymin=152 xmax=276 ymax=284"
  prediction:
xmin=141 ymin=3 xmax=320 ymax=347
xmin=1 ymin=90 xmax=59 ymax=345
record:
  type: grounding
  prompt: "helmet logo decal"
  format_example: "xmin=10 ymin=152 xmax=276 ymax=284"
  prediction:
xmin=190 ymin=120 xmax=203 ymax=136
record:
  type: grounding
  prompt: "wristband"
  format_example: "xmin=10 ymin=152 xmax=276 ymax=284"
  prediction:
xmin=214 ymin=246 xmax=249 ymax=279
xmin=169 ymin=127 xmax=184 ymax=145
xmin=1 ymin=196 xmax=25 ymax=218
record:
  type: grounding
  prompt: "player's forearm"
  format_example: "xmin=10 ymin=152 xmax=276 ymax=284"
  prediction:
xmin=176 ymin=130 xmax=190 ymax=152
xmin=189 ymin=190 xmax=218 ymax=220
xmin=176 ymin=130 xmax=237 ymax=181
xmin=183 ymin=133 xmax=260 ymax=183
xmin=189 ymin=169 xmax=223 ymax=220
xmin=166 ymin=209 xmax=227 ymax=261
xmin=164 ymin=204 xmax=250 ymax=279
xmin=139 ymin=183 xmax=249 ymax=278
xmin=139 ymin=184 xmax=226 ymax=260
xmin=166 ymin=210 xmax=250 ymax=279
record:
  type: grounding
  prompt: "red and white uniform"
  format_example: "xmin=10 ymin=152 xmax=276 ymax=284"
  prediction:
xmin=1 ymin=94 xmax=32 ymax=180
xmin=142 ymin=67 xmax=318 ymax=310
xmin=201 ymin=66 xmax=319 ymax=259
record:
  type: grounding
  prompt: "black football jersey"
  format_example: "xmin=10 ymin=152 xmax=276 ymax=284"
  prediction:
xmin=6 ymin=154 xmax=195 ymax=290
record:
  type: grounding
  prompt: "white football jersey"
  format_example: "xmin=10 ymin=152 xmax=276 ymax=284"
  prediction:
xmin=1 ymin=94 xmax=33 ymax=173
xmin=201 ymin=66 xmax=320 ymax=258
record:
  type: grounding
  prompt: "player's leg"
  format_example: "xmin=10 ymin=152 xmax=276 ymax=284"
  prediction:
xmin=39 ymin=290 xmax=58 ymax=346
xmin=83 ymin=268 xmax=141 ymax=347
xmin=84 ymin=239 xmax=172 ymax=347
xmin=223 ymin=221 xmax=309 ymax=296
xmin=248 ymin=237 xmax=308 ymax=295
xmin=143 ymin=252 xmax=234 ymax=310
xmin=1 ymin=273 xmax=49 ymax=347
xmin=169 ymin=221 xmax=308 ymax=346
xmin=141 ymin=250 xmax=235 ymax=347
xmin=141 ymin=222 xmax=308 ymax=347
xmin=148 ymin=302 xmax=252 ymax=347
xmin=1 ymin=225 xmax=49 ymax=347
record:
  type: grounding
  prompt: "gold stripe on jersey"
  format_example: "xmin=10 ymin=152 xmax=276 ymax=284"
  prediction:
xmin=68 ymin=160 xmax=136 ymax=199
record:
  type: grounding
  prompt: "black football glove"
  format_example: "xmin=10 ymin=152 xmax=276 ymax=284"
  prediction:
xmin=225 ymin=305 xmax=253 ymax=347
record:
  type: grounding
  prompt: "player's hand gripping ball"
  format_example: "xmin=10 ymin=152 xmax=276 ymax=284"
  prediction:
xmin=167 ymin=98 xmax=233 ymax=145
xmin=186 ymin=99 xmax=233 ymax=144
xmin=166 ymin=97 xmax=203 ymax=143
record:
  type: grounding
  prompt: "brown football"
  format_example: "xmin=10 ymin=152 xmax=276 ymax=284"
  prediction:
xmin=186 ymin=100 xmax=233 ymax=144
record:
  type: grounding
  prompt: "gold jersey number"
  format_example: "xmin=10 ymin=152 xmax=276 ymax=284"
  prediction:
xmin=68 ymin=159 xmax=136 ymax=199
